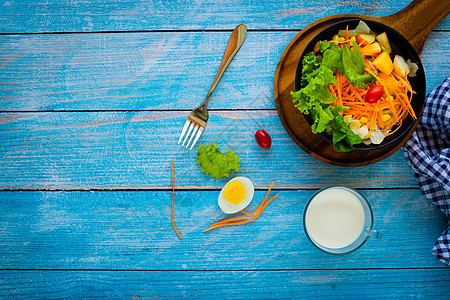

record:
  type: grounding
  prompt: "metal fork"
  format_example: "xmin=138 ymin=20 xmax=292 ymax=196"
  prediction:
xmin=178 ymin=24 xmax=247 ymax=150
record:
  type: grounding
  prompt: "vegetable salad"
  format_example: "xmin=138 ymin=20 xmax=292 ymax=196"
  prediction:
xmin=291 ymin=21 xmax=418 ymax=152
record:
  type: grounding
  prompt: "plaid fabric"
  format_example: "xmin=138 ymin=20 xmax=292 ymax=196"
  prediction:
xmin=403 ymin=76 xmax=450 ymax=266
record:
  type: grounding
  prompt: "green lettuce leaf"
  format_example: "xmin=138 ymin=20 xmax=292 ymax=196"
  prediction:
xmin=320 ymin=42 xmax=342 ymax=70
xmin=310 ymin=105 xmax=349 ymax=134
xmin=291 ymin=66 xmax=337 ymax=114
xmin=341 ymin=42 xmax=376 ymax=88
xmin=291 ymin=40 xmax=370 ymax=152
xmin=300 ymin=52 xmax=321 ymax=87
xmin=196 ymin=144 xmax=240 ymax=179
xmin=331 ymin=115 xmax=362 ymax=152
xmin=319 ymin=41 xmax=331 ymax=53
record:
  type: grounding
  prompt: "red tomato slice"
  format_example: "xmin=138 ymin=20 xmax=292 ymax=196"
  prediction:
xmin=365 ymin=85 xmax=384 ymax=103
xmin=255 ymin=129 xmax=271 ymax=149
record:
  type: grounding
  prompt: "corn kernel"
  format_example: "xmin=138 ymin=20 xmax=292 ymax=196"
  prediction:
xmin=381 ymin=114 xmax=391 ymax=122
xmin=359 ymin=117 xmax=368 ymax=124
xmin=343 ymin=115 xmax=352 ymax=125
xmin=349 ymin=120 xmax=361 ymax=130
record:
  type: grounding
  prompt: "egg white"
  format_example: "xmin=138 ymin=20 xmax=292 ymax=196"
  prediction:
xmin=218 ymin=176 xmax=254 ymax=214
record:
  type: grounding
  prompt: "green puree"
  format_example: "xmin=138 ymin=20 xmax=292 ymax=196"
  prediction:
xmin=291 ymin=41 xmax=376 ymax=152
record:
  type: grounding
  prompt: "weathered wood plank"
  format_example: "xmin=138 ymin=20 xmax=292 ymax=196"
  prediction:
xmin=1 ymin=269 xmax=449 ymax=298
xmin=0 ymin=0 xmax=448 ymax=33
xmin=0 ymin=111 xmax=421 ymax=189
xmin=0 ymin=31 xmax=448 ymax=111
xmin=0 ymin=189 xmax=447 ymax=269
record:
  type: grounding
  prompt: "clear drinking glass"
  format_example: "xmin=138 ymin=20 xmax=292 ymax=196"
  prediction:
xmin=303 ymin=186 xmax=381 ymax=255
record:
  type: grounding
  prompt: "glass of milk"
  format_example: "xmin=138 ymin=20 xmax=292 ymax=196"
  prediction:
xmin=303 ymin=186 xmax=381 ymax=255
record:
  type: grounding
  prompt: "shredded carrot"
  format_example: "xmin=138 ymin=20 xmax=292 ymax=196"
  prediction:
xmin=240 ymin=210 xmax=252 ymax=216
xmin=171 ymin=159 xmax=183 ymax=239
xmin=324 ymin=30 xmax=417 ymax=142
xmin=327 ymin=55 xmax=416 ymax=140
xmin=336 ymin=71 xmax=343 ymax=106
xmin=203 ymin=182 xmax=279 ymax=232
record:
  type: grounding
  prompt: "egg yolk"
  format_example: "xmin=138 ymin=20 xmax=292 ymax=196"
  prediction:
xmin=223 ymin=181 xmax=247 ymax=204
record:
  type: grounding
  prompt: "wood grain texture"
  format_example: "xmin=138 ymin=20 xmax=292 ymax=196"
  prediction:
xmin=0 ymin=31 xmax=448 ymax=112
xmin=0 ymin=0 xmax=448 ymax=33
xmin=0 ymin=111 xmax=422 ymax=189
xmin=1 ymin=269 xmax=450 ymax=298
xmin=0 ymin=190 xmax=447 ymax=270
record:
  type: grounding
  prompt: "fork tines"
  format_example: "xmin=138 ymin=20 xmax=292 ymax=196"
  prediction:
xmin=178 ymin=118 xmax=204 ymax=150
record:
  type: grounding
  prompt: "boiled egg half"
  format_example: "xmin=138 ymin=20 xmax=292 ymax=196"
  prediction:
xmin=218 ymin=177 xmax=254 ymax=214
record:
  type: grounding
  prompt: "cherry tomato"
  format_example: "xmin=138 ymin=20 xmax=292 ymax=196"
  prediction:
xmin=365 ymin=85 xmax=384 ymax=103
xmin=255 ymin=129 xmax=272 ymax=149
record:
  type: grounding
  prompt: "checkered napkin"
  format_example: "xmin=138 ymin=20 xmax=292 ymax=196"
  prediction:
xmin=403 ymin=76 xmax=450 ymax=266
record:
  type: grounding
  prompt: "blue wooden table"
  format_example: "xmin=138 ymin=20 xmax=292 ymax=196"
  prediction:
xmin=1 ymin=0 xmax=449 ymax=298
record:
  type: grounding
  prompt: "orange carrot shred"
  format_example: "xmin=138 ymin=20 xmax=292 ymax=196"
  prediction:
xmin=171 ymin=159 xmax=183 ymax=239
xmin=240 ymin=210 xmax=252 ymax=216
xmin=336 ymin=71 xmax=343 ymax=106
xmin=203 ymin=182 xmax=278 ymax=232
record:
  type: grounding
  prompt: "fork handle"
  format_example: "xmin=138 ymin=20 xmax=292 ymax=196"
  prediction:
xmin=202 ymin=24 xmax=247 ymax=107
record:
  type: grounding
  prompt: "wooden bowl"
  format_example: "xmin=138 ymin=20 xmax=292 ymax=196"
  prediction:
xmin=274 ymin=0 xmax=449 ymax=166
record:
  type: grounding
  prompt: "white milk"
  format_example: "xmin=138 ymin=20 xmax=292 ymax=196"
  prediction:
xmin=305 ymin=187 xmax=365 ymax=249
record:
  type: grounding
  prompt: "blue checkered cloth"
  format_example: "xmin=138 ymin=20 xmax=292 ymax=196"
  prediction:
xmin=403 ymin=76 xmax=450 ymax=266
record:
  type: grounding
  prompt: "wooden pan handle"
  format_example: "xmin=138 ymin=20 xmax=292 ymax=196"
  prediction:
xmin=375 ymin=0 xmax=450 ymax=55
